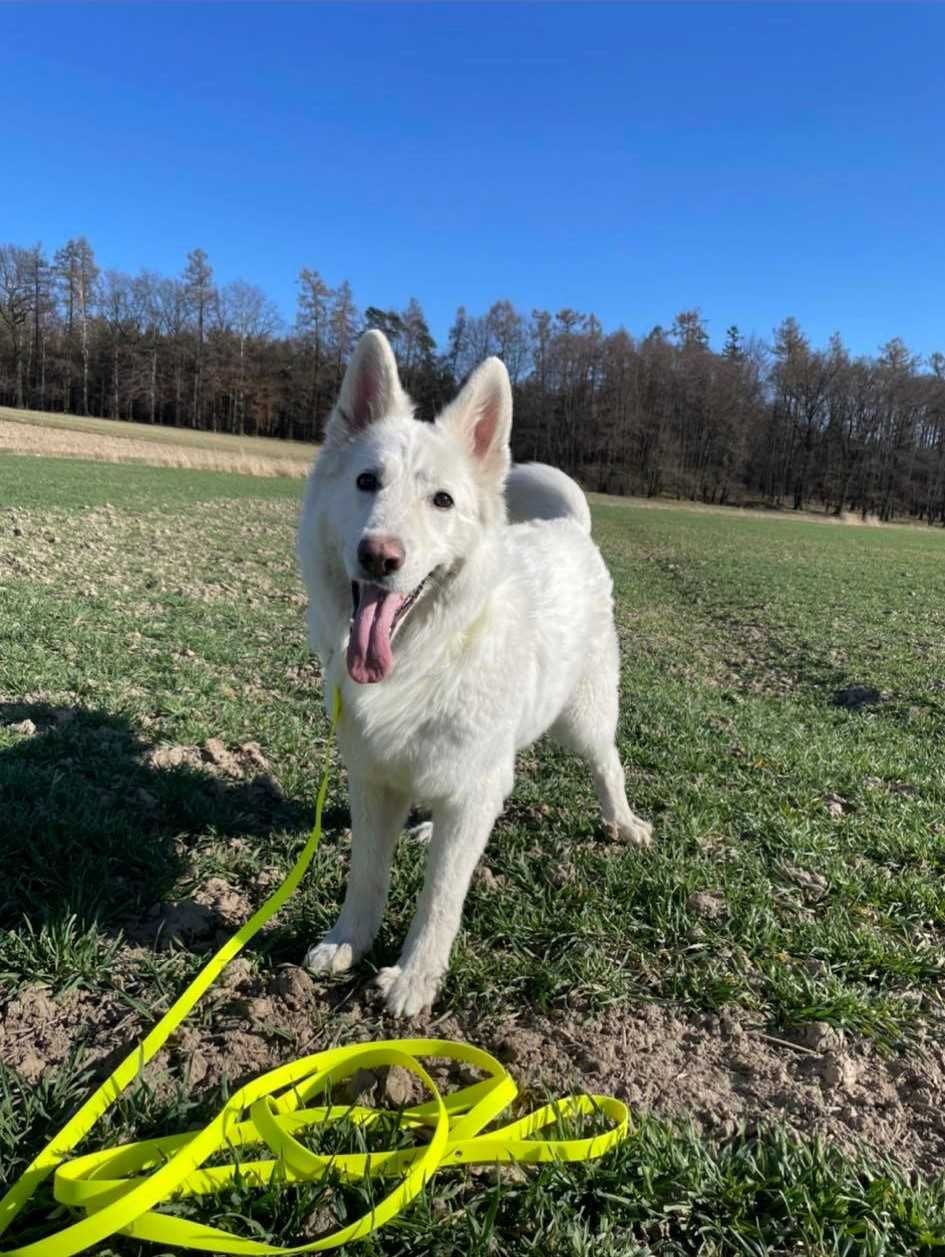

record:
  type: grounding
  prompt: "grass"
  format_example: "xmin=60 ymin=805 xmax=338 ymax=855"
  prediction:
xmin=1 ymin=451 xmax=944 ymax=1253
xmin=0 ymin=451 xmax=303 ymax=511
xmin=588 ymin=502 xmax=945 ymax=1041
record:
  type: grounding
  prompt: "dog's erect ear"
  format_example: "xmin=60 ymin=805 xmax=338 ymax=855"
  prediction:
xmin=325 ymin=330 xmax=407 ymax=444
xmin=437 ymin=357 xmax=512 ymax=481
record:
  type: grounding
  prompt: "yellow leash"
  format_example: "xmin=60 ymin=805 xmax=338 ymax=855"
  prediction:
xmin=0 ymin=689 xmax=630 ymax=1256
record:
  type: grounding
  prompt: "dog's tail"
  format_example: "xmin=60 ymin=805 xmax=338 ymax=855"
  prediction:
xmin=505 ymin=463 xmax=592 ymax=533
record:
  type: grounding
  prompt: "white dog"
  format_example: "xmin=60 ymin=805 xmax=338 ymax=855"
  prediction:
xmin=297 ymin=330 xmax=652 ymax=1017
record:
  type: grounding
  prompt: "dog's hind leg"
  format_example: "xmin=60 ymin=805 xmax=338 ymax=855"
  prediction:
xmin=550 ymin=634 xmax=653 ymax=849
xmin=305 ymin=777 xmax=410 ymax=975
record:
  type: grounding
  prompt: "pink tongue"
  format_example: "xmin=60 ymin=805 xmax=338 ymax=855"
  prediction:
xmin=347 ymin=584 xmax=406 ymax=684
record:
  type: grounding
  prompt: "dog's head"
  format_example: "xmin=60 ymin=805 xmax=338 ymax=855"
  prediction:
xmin=314 ymin=329 xmax=512 ymax=685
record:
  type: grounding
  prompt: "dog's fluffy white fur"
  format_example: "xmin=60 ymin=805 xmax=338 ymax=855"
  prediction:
xmin=297 ymin=330 xmax=652 ymax=1016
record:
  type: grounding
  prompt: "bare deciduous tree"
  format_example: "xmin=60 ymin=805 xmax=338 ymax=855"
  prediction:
xmin=0 ymin=232 xmax=942 ymax=525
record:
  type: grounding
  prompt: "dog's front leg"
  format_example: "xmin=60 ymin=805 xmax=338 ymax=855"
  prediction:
xmin=376 ymin=786 xmax=505 ymax=1017
xmin=305 ymin=775 xmax=409 ymax=976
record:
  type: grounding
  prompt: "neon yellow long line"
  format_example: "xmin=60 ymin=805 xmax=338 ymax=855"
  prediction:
xmin=0 ymin=689 xmax=629 ymax=1255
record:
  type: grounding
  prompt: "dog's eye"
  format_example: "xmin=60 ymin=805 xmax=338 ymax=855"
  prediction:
xmin=356 ymin=472 xmax=380 ymax=492
xmin=432 ymin=491 xmax=454 ymax=510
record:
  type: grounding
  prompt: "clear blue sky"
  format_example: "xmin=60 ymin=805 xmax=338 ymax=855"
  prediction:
xmin=5 ymin=2 xmax=943 ymax=359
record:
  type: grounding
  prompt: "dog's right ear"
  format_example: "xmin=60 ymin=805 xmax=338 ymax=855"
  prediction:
xmin=324 ymin=330 xmax=407 ymax=445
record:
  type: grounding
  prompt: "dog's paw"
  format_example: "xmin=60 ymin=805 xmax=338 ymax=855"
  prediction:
xmin=404 ymin=820 xmax=433 ymax=845
xmin=304 ymin=939 xmax=359 ymax=975
xmin=375 ymin=964 xmax=441 ymax=1018
xmin=607 ymin=817 xmax=654 ymax=848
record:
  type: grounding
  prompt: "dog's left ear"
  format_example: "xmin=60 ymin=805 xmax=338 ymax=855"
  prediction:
xmin=437 ymin=357 xmax=512 ymax=481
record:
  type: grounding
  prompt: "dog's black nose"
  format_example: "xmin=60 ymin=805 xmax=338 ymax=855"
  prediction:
xmin=358 ymin=535 xmax=405 ymax=580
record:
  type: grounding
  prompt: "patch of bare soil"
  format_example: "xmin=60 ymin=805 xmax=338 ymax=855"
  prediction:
xmin=5 ymin=965 xmax=945 ymax=1176
xmin=138 ymin=875 xmax=255 ymax=952
xmin=462 ymin=1005 xmax=945 ymax=1174
xmin=0 ymin=985 xmax=138 ymax=1084
xmin=309 ymin=1001 xmax=945 ymax=1175
xmin=0 ymin=419 xmax=310 ymax=478
xmin=143 ymin=738 xmax=284 ymax=799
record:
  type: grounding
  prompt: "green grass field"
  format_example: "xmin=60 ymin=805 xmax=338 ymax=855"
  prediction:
xmin=1 ymin=451 xmax=944 ymax=1254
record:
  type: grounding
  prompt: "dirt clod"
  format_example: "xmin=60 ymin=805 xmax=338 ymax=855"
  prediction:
xmin=798 ymin=1020 xmax=841 ymax=1051
xmin=245 ymin=997 xmax=275 ymax=1024
xmin=146 ymin=744 xmax=194 ymax=770
xmin=473 ymin=866 xmax=502 ymax=891
xmin=238 ymin=740 xmax=270 ymax=771
xmin=778 ymin=865 xmax=829 ymax=900
xmin=384 ymin=1065 xmax=420 ymax=1108
xmin=823 ymin=792 xmax=847 ymax=818
xmin=688 ymin=891 xmax=726 ymax=920
xmin=819 ymin=1052 xmax=859 ymax=1091
xmin=193 ymin=877 xmax=250 ymax=925
xmin=186 ymin=1049 xmax=211 ymax=1086
xmin=271 ymin=965 xmax=316 ymax=1010
xmin=495 ymin=1027 xmax=544 ymax=1066
xmin=220 ymin=958 xmax=255 ymax=990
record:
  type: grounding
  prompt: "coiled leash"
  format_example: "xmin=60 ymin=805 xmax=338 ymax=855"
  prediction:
xmin=0 ymin=689 xmax=630 ymax=1255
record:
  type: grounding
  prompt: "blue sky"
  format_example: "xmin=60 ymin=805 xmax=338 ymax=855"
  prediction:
xmin=5 ymin=3 xmax=944 ymax=358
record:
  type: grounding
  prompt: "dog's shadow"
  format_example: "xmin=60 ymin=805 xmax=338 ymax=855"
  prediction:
xmin=0 ymin=700 xmax=338 ymax=942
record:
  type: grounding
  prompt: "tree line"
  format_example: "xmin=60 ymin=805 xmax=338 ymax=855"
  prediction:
xmin=1 ymin=237 xmax=943 ymax=523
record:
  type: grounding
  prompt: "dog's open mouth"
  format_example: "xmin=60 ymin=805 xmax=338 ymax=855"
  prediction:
xmin=347 ymin=577 xmax=429 ymax=684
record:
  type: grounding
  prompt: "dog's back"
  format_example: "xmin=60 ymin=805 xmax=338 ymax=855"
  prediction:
xmin=505 ymin=463 xmax=592 ymax=533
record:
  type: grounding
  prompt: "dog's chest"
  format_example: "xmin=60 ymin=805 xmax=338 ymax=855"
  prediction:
xmin=333 ymin=669 xmax=472 ymax=798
